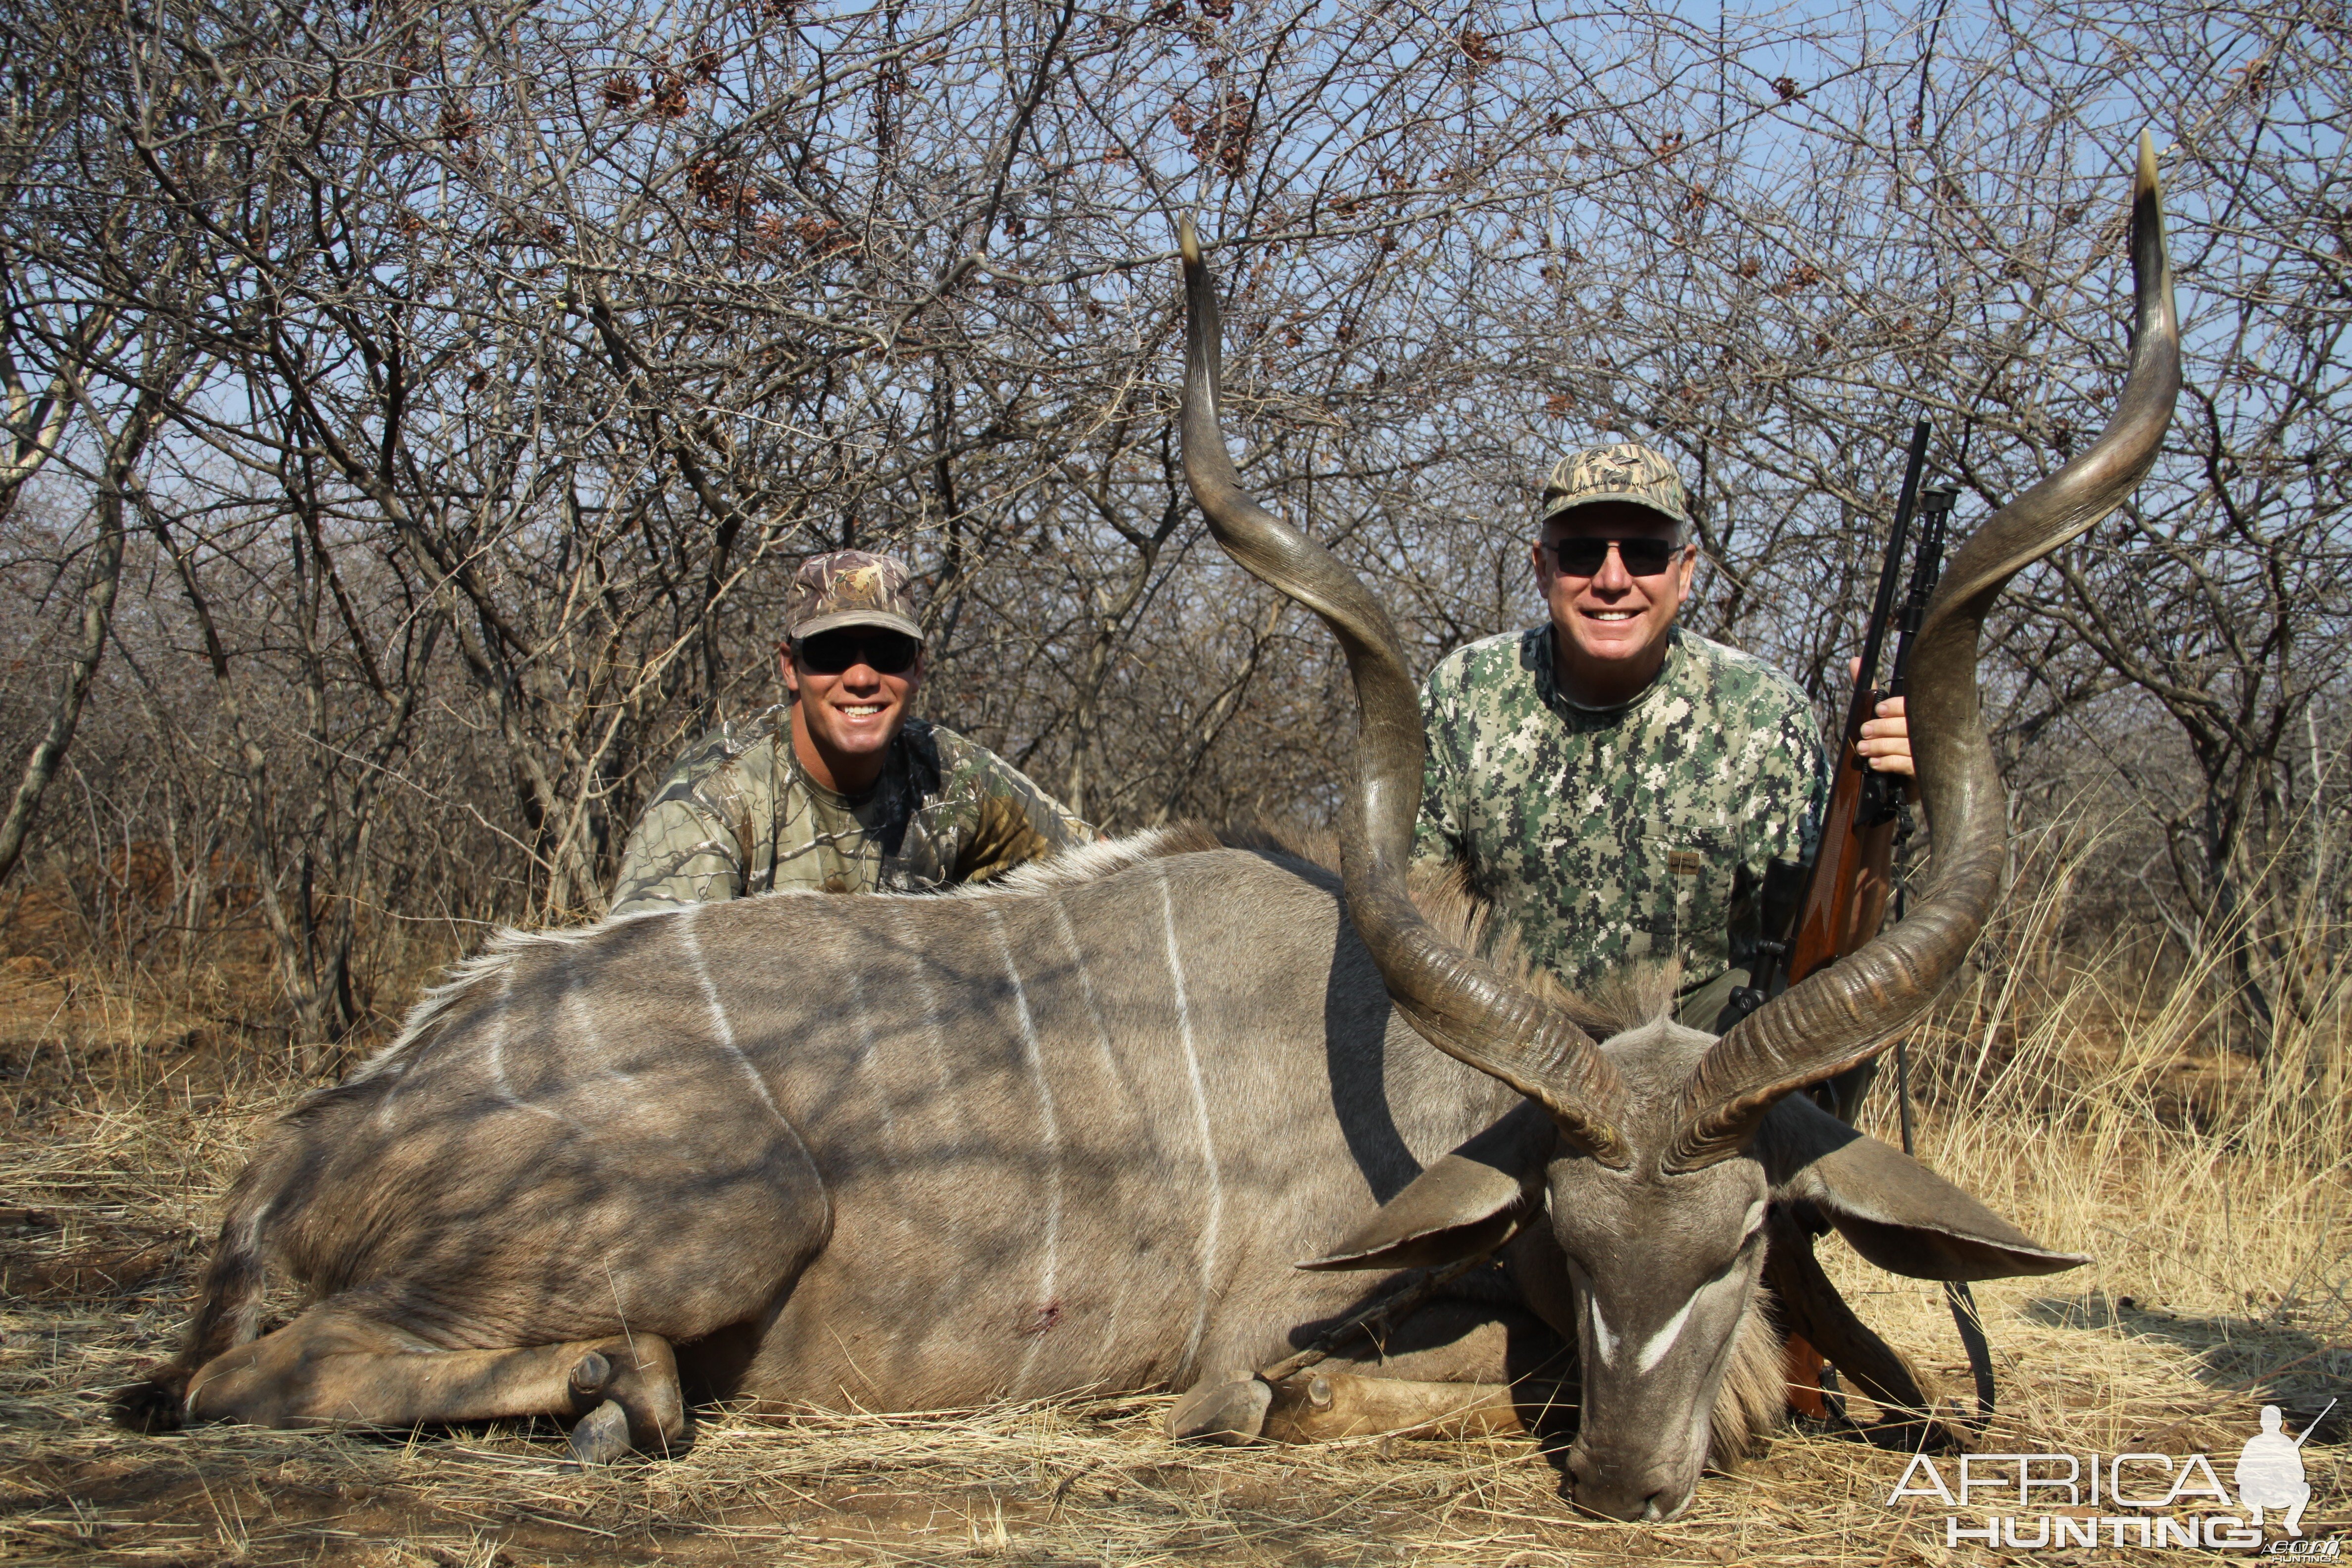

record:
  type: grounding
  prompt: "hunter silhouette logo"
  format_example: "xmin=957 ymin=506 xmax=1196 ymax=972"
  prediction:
xmin=1886 ymin=1399 xmax=2336 ymax=1552
xmin=2237 ymin=1403 xmax=2324 ymax=1538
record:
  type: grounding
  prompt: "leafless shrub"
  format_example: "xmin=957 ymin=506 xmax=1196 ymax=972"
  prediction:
xmin=0 ymin=0 xmax=2337 ymax=1076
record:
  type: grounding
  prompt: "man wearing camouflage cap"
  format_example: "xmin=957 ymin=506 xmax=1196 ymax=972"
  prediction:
xmin=609 ymin=550 xmax=1095 ymax=914
xmin=1412 ymin=441 xmax=1912 ymax=1028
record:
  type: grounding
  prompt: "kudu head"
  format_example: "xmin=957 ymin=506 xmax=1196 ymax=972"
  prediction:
xmin=1178 ymin=133 xmax=2178 ymax=1520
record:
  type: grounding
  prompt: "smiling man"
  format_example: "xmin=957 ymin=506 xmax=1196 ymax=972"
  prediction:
xmin=609 ymin=550 xmax=1094 ymax=915
xmin=1414 ymin=442 xmax=1911 ymax=1028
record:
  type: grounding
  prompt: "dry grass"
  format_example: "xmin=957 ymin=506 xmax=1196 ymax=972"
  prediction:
xmin=1 ymin=860 xmax=2346 ymax=1565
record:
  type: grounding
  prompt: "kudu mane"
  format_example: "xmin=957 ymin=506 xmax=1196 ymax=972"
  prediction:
xmin=354 ymin=824 xmax=1220 ymax=1083
xmin=354 ymin=815 xmax=1672 ymax=1138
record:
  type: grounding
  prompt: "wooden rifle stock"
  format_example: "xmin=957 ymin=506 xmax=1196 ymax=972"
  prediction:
xmin=1795 ymin=416 xmax=1928 ymax=986
xmin=1786 ymin=738 xmax=1900 ymax=987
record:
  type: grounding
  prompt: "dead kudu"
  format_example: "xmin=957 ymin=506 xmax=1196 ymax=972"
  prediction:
xmin=117 ymin=140 xmax=2175 ymax=1521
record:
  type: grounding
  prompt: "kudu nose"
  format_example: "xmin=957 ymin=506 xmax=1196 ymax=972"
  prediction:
xmin=1565 ymin=1450 xmax=1684 ymax=1523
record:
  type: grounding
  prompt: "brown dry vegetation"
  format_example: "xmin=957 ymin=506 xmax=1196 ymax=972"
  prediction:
xmin=2 ymin=840 xmax=2344 ymax=1567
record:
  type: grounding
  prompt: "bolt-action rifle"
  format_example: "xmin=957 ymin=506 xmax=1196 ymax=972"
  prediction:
xmin=1729 ymin=421 xmax=1959 ymax=1089
xmin=1734 ymin=419 xmax=1967 ymax=1425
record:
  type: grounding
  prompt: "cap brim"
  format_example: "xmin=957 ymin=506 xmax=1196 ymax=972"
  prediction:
xmin=1540 ymin=492 xmax=1690 ymax=530
xmin=790 ymin=610 xmax=926 ymax=641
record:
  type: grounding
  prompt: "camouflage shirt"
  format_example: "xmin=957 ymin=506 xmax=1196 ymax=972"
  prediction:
xmin=1413 ymin=624 xmax=1827 ymax=1000
xmin=609 ymin=710 xmax=1097 ymax=915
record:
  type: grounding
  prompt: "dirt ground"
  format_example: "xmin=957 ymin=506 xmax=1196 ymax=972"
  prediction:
xmin=1 ymin=959 xmax=2344 ymax=1566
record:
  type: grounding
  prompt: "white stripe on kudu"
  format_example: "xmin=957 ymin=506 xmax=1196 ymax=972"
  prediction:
xmin=845 ymin=963 xmax=902 ymax=1137
xmin=1589 ymin=1296 xmax=1618 ymax=1366
xmin=844 ymin=960 xmax=911 ymax=1170
xmin=990 ymin=911 xmax=1063 ymax=1393
xmin=1154 ymin=865 xmax=1224 ymax=1373
xmin=894 ymin=906 xmax=953 ymax=1094
xmin=839 ymin=950 xmax=921 ymax=1263
xmin=678 ymin=905 xmax=792 ymax=1132
xmin=486 ymin=967 xmax=569 ymax=1126
xmin=562 ymin=978 xmax=609 ymax=1078
xmin=1049 ymin=898 xmax=1120 ymax=1084
xmin=1636 ymin=1294 xmax=1698 ymax=1374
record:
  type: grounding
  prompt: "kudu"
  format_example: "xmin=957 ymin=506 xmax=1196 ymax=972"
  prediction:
xmin=118 ymin=137 xmax=2175 ymax=1522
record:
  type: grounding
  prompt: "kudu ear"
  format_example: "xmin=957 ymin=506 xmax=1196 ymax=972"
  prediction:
xmin=1299 ymin=1100 xmax=1555 ymax=1272
xmin=1758 ymin=1094 xmax=2089 ymax=1281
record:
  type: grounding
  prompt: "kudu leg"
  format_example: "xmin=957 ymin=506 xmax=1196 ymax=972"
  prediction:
xmin=1168 ymin=1375 xmax=1274 ymax=1444
xmin=1783 ymin=1062 xmax=1879 ymax=1422
xmin=1257 ymin=1301 xmax=1571 ymax=1444
xmin=1264 ymin=1373 xmax=1533 ymax=1443
xmin=1763 ymin=1211 xmax=1969 ymax=1451
xmin=184 ymin=1305 xmax=688 ymax=1459
xmin=1177 ymin=1370 xmax=1549 ymax=1446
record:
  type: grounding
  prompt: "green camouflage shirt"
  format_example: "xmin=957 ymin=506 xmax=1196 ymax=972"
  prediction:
xmin=1413 ymin=624 xmax=1827 ymax=1000
xmin=609 ymin=710 xmax=1096 ymax=915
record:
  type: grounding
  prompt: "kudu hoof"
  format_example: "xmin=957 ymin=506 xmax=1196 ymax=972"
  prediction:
xmin=111 ymin=1373 xmax=192 ymax=1434
xmin=576 ymin=1335 xmax=688 ymax=1454
xmin=1168 ymin=1376 xmax=1273 ymax=1445
xmin=567 ymin=1351 xmax=612 ymax=1403
xmin=566 ymin=1399 xmax=634 ymax=1467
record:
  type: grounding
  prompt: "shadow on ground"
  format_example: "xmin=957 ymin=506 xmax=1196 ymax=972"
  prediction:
xmin=2026 ymin=1290 xmax=2348 ymax=1445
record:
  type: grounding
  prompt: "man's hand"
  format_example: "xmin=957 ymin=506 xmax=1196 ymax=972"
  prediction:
xmin=1847 ymin=656 xmax=1913 ymax=778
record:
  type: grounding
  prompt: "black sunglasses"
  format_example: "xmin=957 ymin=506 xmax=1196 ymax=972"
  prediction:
xmin=1544 ymin=537 xmax=1682 ymax=578
xmin=792 ymin=629 xmax=922 ymax=677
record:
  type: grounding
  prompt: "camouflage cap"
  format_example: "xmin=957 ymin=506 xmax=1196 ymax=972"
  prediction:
xmin=784 ymin=550 xmax=924 ymax=642
xmin=1539 ymin=442 xmax=1692 ymax=534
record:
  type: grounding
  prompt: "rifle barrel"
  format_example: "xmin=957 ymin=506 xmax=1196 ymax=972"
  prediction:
xmin=1845 ymin=420 xmax=1932 ymax=746
xmin=1885 ymin=484 xmax=1958 ymax=699
xmin=2293 ymin=1397 xmax=2337 ymax=1448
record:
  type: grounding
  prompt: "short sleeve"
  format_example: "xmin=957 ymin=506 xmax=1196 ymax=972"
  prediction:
xmin=1761 ymin=689 xmax=1830 ymax=868
xmin=608 ymin=742 xmax=752 ymax=915
xmin=1412 ymin=661 xmax=1470 ymax=870
xmin=923 ymin=730 xmax=1098 ymax=886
